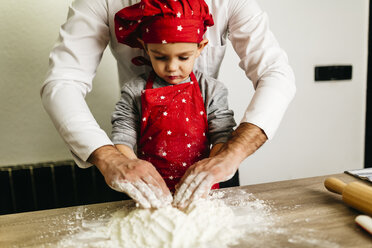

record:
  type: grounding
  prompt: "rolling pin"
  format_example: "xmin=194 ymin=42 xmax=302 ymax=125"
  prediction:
xmin=324 ymin=177 xmax=372 ymax=216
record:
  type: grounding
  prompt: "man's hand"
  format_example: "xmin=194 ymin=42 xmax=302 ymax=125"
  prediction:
xmin=173 ymin=154 xmax=239 ymax=208
xmin=88 ymin=145 xmax=172 ymax=208
xmin=173 ymin=123 xmax=267 ymax=208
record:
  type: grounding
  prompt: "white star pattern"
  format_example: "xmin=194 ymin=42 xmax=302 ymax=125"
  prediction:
xmin=119 ymin=26 xmax=123 ymax=31
xmin=187 ymin=144 xmax=191 ymax=148
xmin=176 ymin=12 xmax=181 ymax=18
xmin=138 ymin=20 xmax=141 ymax=23
xmin=160 ymin=96 xmax=165 ymax=99
xmin=167 ymin=130 xmax=172 ymax=135
xmin=200 ymin=111 xmax=204 ymax=115
xmin=169 ymin=176 xmax=174 ymax=180
xmin=190 ymin=81 xmax=194 ymax=84
xmin=149 ymin=136 xmax=152 ymax=140
xmin=185 ymin=133 xmax=188 ymax=136
xmin=162 ymin=40 xmax=167 ymax=44
xmin=191 ymin=11 xmax=194 ymax=15
xmin=142 ymin=117 xmax=146 ymax=121
xmin=186 ymin=117 xmax=189 ymax=122
xmin=163 ymin=112 xmax=168 ymax=116
xmin=164 ymin=5 xmax=167 ymax=8
xmin=146 ymin=28 xmax=149 ymax=33
xmin=182 ymin=162 xmax=187 ymax=167
xmin=181 ymin=98 xmax=186 ymax=103
xmin=203 ymin=132 xmax=205 ymax=136
xmin=177 ymin=25 xmax=183 ymax=31
xmin=162 ymin=152 xmax=167 ymax=156
xmin=197 ymin=29 xmax=200 ymax=34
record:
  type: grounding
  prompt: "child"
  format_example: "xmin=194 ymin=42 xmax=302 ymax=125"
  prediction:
xmin=112 ymin=0 xmax=236 ymax=193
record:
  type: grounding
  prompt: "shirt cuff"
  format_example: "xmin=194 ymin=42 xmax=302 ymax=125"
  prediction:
xmin=71 ymin=151 xmax=94 ymax=168
xmin=69 ymin=134 xmax=113 ymax=168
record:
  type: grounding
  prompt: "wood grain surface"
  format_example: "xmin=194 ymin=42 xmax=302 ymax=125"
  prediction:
xmin=0 ymin=173 xmax=371 ymax=247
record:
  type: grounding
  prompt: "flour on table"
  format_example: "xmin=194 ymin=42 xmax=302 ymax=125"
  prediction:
xmin=107 ymin=199 xmax=242 ymax=248
xmin=45 ymin=188 xmax=343 ymax=248
xmin=56 ymin=189 xmax=277 ymax=248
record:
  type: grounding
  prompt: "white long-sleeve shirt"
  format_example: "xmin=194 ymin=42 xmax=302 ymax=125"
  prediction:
xmin=41 ymin=0 xmax=296 ymax=168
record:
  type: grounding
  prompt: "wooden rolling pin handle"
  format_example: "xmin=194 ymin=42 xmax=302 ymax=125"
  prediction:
xmin=324 ymin=177 xmax=346 ymax=195
xmin=324 ymin=176 xmax=372 ymax=216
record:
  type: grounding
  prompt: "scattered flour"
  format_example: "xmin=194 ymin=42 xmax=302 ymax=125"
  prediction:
xmin=54 ymin=188 xmax=340 ymax=248
xmin=56 ymin=189 xmax=274 ymax=248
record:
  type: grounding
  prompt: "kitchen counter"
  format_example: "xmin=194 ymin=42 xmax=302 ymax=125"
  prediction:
xmin=0 ymin=173 xmax=371 ymax=247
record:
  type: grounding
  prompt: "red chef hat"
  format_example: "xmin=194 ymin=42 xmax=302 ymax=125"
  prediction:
xmin=115 ymin=0 xmax=214 ymax=49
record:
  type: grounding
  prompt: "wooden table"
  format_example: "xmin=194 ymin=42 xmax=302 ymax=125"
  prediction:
xmin=0 ymin=173 xmax=371 ymax=247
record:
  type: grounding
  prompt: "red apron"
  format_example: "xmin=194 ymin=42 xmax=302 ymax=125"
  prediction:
xmin=138 ymin=71 xmax=219 ymax=192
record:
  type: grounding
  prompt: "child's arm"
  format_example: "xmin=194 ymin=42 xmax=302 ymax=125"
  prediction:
xmin=115 ymin=144 xmax=137 ymax=159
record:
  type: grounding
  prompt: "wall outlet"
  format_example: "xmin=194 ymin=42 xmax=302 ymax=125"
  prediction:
xmin=315 ymin=65 xmax=352 ymax=81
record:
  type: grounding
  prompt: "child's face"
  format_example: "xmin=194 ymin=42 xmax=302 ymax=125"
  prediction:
xmin=144 ymin=40 xmax=207 ymax=85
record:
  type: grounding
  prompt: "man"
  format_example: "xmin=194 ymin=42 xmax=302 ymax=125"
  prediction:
xmin=41 ymin=0 xmax=295 ymax=208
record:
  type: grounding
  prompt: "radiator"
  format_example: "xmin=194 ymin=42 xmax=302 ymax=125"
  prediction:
xmin=0 ymin=160 xmax=128 ymax=215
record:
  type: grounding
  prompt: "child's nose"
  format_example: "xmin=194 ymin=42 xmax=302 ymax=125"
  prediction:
xmin=166 ymin=60 xmax=178 ymax=72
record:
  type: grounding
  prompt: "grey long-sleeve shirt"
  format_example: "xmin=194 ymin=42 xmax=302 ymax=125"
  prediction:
xmin=111 ymin=71 xmax=236 ymax=151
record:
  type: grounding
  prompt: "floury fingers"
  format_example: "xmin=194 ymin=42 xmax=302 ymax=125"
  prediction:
xmin=173 ymin=172 xmax=213 ymax=208
xmin=147 ymin=180 xmax=174 ymax=206
xmin=110 ymin=180 xmax=151 ymax=209
xmin=110 ymin=179 xmax=172 ymax=209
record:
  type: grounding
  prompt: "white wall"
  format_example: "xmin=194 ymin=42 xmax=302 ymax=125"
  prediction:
xmin=0 ymin=1 xmax=369 ymax=186
xmin=219 ymin=0 xmax=369 ymax=185
xmin=0 ymin=0 xmax=119 ymax=165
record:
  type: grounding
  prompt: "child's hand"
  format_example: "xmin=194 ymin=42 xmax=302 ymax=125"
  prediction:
xmin=90 ymin=145 xmax=173 ymax=208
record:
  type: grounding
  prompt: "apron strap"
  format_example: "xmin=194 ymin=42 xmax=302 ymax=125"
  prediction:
xmin=145 ymin=71 xmax=156 ymax=89
xmin=190 ymin=71 xmax=197 ymax=84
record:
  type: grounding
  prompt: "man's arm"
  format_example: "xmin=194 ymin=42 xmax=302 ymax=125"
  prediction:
xmin=173 ymin=123 xmax=266 ymax=208
xmin=41 ymin=0 xmax=112 ymax=167
xmin=218 ymin=122 xmax=268 ymax=165
xmin=227 ymin=0 xmax=296 ymax=139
